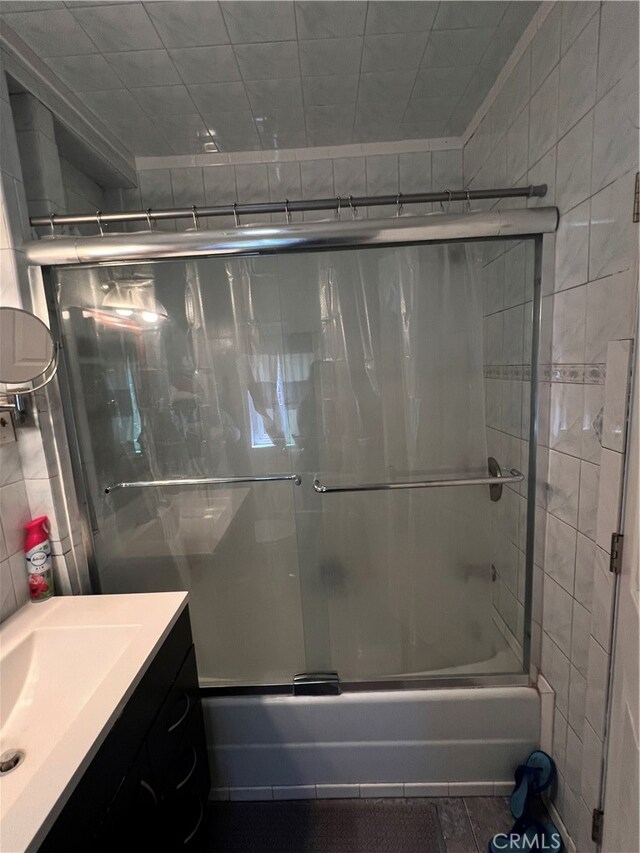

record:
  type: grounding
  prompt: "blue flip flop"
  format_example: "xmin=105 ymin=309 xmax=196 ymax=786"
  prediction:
xmin=488 ymin=819 xmax=564 ymax=852
xmin=510 ymin=750 xmax=557 ymax=820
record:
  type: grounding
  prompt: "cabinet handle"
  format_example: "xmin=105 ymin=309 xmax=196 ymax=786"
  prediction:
xmin=168 ymin=693 xmax=191 ymax=733
xmin=183 ymin=798 xmax=204 ymax=845
xmin=176 ymin=746 xmax=198 ymax=792
xmin=140 ymin=779 xmax=158 ymax=807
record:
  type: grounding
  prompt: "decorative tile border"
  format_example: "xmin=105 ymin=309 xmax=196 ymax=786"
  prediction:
xmin=209 ymin=781 xmax=509 ymax=802
xmin=483 ymin=364 xmax=606 ymax=384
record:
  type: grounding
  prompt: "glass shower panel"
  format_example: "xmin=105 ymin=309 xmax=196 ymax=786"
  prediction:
xmin=54 ymin=235 xmax=536 ymax=686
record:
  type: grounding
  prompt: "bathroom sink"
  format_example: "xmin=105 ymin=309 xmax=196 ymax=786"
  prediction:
xmin=0 ymin=592 xmax=187 ymax=852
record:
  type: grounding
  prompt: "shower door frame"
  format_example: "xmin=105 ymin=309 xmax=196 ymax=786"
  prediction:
xmin=36 ymin=212 xmax=554 ymax=694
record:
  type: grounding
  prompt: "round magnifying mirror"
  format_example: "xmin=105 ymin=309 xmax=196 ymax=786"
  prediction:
xmin=0 ymin=307 xmax=56 ymax=385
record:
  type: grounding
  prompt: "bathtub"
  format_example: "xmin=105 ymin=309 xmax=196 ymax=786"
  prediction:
xmin=203 ymin=685 xmax=540 ymax=800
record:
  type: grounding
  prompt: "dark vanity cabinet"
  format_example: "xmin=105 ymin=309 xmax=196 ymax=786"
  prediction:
xmin=39 ymin=607 xmax=210 ymax=852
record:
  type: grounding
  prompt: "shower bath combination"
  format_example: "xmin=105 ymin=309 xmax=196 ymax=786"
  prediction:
xmin=25 ymin=191 xmax=558 ymax=792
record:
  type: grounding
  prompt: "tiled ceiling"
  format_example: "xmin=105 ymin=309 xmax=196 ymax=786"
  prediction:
xmin=0 ymin=1 xmax=539 ymax=156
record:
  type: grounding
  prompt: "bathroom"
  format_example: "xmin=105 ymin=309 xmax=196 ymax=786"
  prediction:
xmin=0 ymin=0 xmax=637 ymax=850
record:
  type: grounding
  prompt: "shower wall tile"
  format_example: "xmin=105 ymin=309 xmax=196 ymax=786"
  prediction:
xmin=601 ymin=340 xmax=633 ymax=453
xmin=464 ymin=7 xmax=637 ymax=846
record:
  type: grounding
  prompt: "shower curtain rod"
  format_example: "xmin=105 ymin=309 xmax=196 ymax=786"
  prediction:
xmin=29 ymin=184 xmax=547 ymax=229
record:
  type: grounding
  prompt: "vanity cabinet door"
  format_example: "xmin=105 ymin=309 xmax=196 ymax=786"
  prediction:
xmin=96 ymin=745 xmax=165 ymax=851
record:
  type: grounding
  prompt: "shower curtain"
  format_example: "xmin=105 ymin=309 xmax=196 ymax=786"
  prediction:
xmin=279 ymin=243 xmax=494 ymax=677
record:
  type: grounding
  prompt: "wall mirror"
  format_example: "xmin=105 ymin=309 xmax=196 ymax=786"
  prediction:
xmin=0 ymin=308 xmax=58 ymax=419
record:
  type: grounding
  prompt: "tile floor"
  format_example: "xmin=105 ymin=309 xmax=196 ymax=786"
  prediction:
xmin=206 ymin=796 xmax=516 ymax=853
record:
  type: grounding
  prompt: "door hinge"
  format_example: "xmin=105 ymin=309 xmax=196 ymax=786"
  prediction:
xmin=591 ymin=808 xmax=604 ymax=843
xmin=610 ymin=533 xmax=624 ymax=574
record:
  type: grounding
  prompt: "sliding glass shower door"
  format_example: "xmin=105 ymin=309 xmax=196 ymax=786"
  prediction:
xmin=53 ymin=235 xmax=537 ymax=686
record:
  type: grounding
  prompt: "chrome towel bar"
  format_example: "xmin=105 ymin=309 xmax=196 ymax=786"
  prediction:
xmin=313 ymin=469 xmax=524 ymax=494
xmin=104 ymin=473 xmax=302 ymax=494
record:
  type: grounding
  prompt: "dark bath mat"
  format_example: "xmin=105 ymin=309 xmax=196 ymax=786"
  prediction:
xmin=207 ymin=797 xmax=446 ymax=853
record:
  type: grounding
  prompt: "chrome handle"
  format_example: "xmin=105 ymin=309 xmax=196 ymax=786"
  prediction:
xmin=175 ymin=745 xmax=198 ymax=792
xmin=105 ymin=473 xmax=302 ymax=494
xmin=167 ymin=693 xmax=191 ymax=733
xmin=183 ymin=798 xmax=204 ymax=845
xmin=313 ymin=469 xmax=524 ymax=494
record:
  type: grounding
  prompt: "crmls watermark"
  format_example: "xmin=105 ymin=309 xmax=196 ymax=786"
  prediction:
xmin=491 ymin=831 xmax=562 ymax=850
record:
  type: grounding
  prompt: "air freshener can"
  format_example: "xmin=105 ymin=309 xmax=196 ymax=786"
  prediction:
xmin=24 ymin=516 xmax=54 ymax=602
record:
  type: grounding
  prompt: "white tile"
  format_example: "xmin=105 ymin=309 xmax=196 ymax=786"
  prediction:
xmin=104 ymin=49 xmax=181 ymax=88
xmin=298 ymin=37 xmax=363 ymax=77
xmin=595 ymin=449 xmax=624 ymax=551
xmin=528 ymin=66 xmax=558 ymax=167
xmin=44 ymin=54 xmax=122 ymax=92
xmin=589 ymin=171 xmax=638 ymax=281
xmin=433 ymin=1 xmax=504 ymax=30
xmin=504 ymin=47 xmax=531 ymax=129
xmin=234 ymin=41 xmax=299 ymax=81
xmin=586 ymin=272 xmax=637 ymax=363
xmin=296 ymin=1 xmax=366 ymax=39
xmin=530 ymin=2 xmax=561 ymax=94
xmin=560 ymin=1 xmax=599 ymax=53
xmin=568 ymin=665 xmax=587 ymax=739
xmin=543 ymin=574 xmax=574 ymax=655
xmin=554 ymin=201 xmax=590 ymax=292
xmin=577 ymin=461 xmax=599 ymax=541
xmin=584 ymin=636 xmax=609 ymax=738
xmin=0 ymin=480 xmax=30 ymax=557
xmin=359 ymin=783 xmax=404 ymax=798
xmin=552 ymin=285 xmax=586 ymax=362
xmin=272 ymin=785 xmax=316 ymax=800
xmin=503 ymin=305 xmax=524 ymax=365
xmin=245 ymin=78 xmax=303 ymax=111
xmin=316 ymin=784 xmax=360 ymax=799
xmin=229 ymin=786 xmax=273 ymax=801
xmin=555 ymin=110 xmax=593 ymax=214
xmin=356 ymin=34 xmax=420 ymax=75
xmin=333 ymin=157 xmax=367 ymax=197
xmin=592 ymin=68 xmax=639 ymax=195
xmin=574 ymin=534 xmax=595 ymax=611
xmin=431 ymin=149 xmax=462 ymax=190
xmin=0 ymin=442 xmax=22 ymax=487
xmin=221 ymin=1 xmax=296 ymax=43
xmin=4 ymin=8 xmax=96 ymax=56
xmin=8 ymin=550 xmax=28 ymax=608
xmin=168 ymin=46 xmax=240 ymax=84
xmin=549 ymin=383 xmax=583 ymax=456
xmin=597 ymin=0 xmax=639 ymax=97
xmin=591 ymin=547 xmax=614 ymax=652
xmin=146 ymin=1 xmax=229 ymax=48
xmin=422 ymin=27 xmax=494 ymax=69
xmin=602 ymin=339 xmax=633 ymax=453
xmin=303 ymin=75 xmax=358 ymax=107
xmin=552 ymin=708 xmax=568 ymax=776
xmin=0 ymin=559 xmax=17 ymax=622
xmin=564 ymin=724 xmax=583 ymax=794
xmin=403 ymin=782 xmax=448 ymax=797
xmin=506 ymin=106 xmax=529 ymax=184
xmin=558 ymin=14 xmax=598 ymax=137
xmin=170 ymin=167 xmax=205 ymax=207
xmin=234 ymin=163 xmax=269 ymax=205
xmin=579 ymin=720 xmax=602 ymax=813
xmin=447 ymin=782 xmax=495 ymax=797
xmin=581 ymin=384 xmax=605 ymax=465
xmin=571 ymin=599 xmax=591 ymax=678
xmin=300 ymin=159 xmax=334 ymax=199
xmin=365 ymin=154 xmax=398 ymax=195
xmin=188 ymin=81 xmax=249 ymax=113
xmin=72 ymin=3 xmax=162 ymax=52
xmin=131 ymin=84 xmax=195 ymax=116
xmin=547 ymin=450 xmax=580 ymax=528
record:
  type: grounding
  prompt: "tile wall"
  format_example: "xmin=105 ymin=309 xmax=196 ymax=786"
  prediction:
xmin=1 ymin=57 xmax=91 ymax=625
xmin=114 ymin=145 xmax=463 ymax=230
xmin=463 ymin=2 xmax=638 ymax=849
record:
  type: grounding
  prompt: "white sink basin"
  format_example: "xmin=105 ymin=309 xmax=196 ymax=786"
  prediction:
xmin=0 ymin=592 xmax=187 ymax=852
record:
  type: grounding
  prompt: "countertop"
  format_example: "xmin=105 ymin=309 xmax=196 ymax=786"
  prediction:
xmin=0 ymin=591 xmax=188 ymax=852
